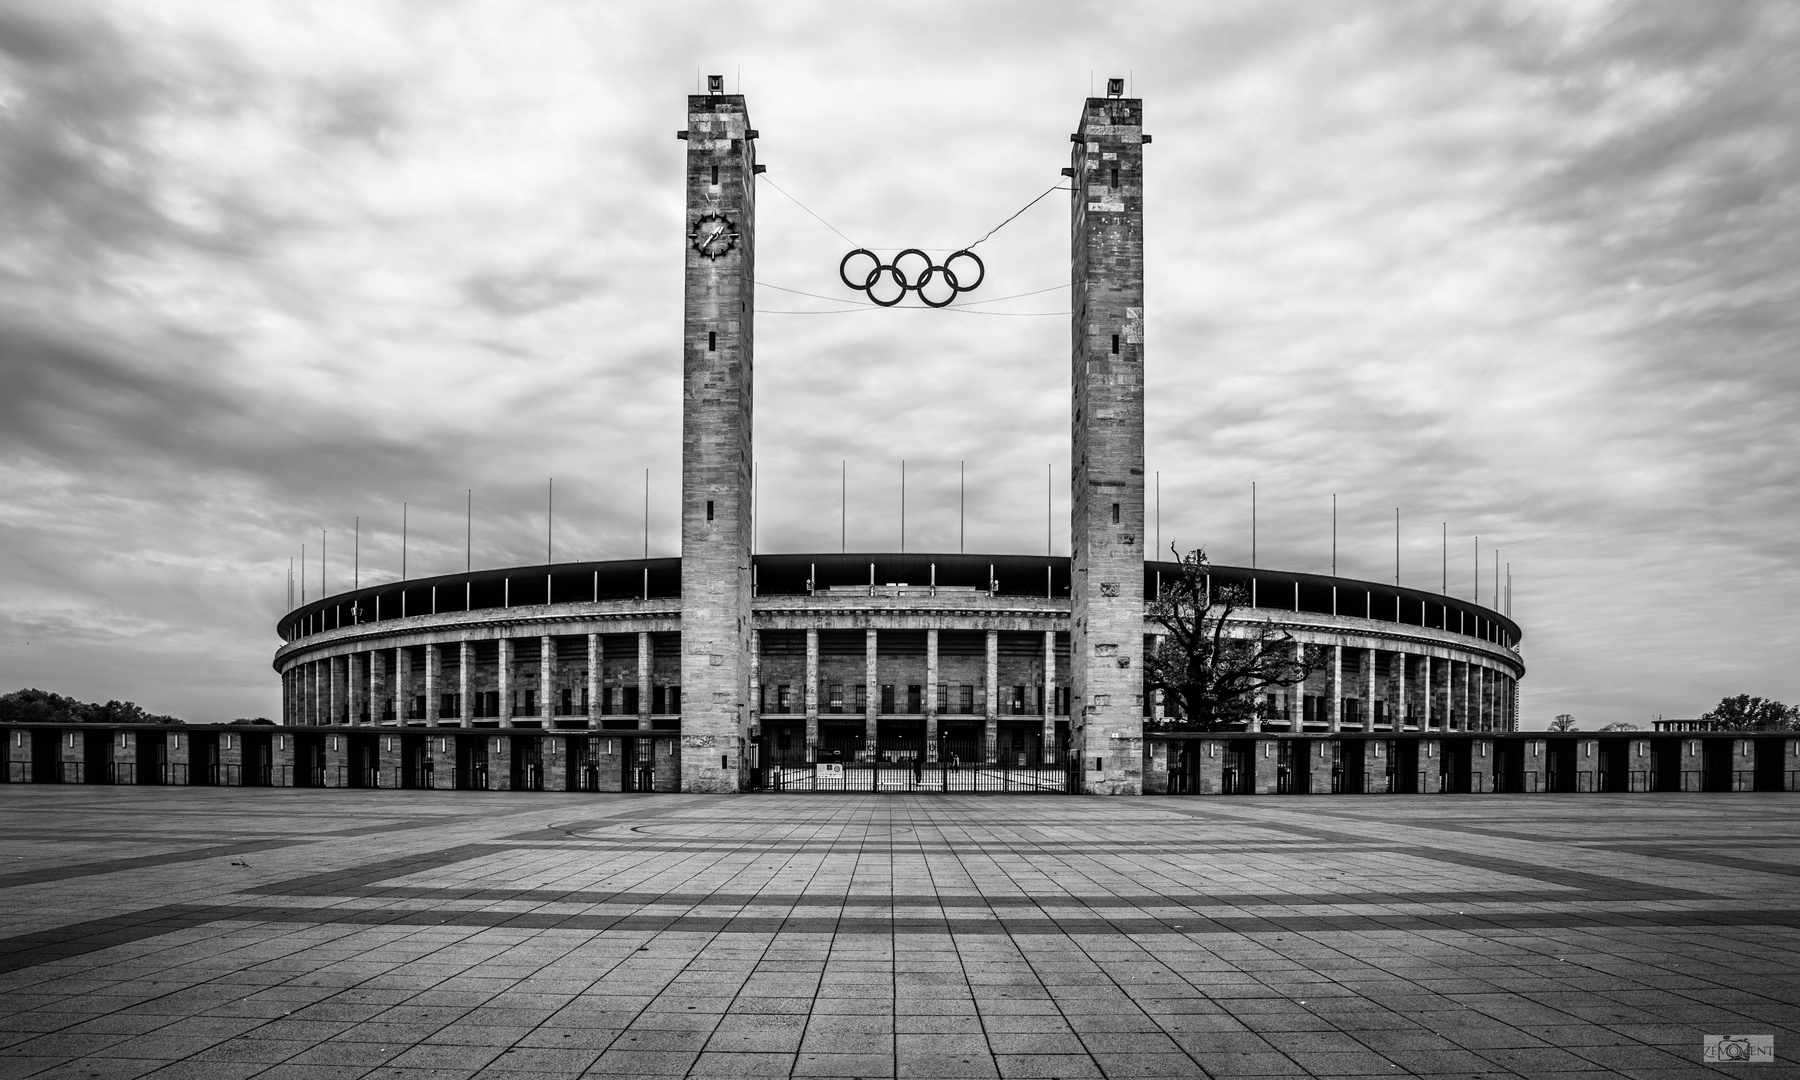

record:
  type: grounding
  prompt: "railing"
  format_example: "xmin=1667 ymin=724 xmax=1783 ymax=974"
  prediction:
xmin=761 ymin=761 xmax=1072 ymax=793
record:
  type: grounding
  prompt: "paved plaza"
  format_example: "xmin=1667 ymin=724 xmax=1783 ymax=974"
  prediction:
xmin=0 ymin=789 xmax=1796 ymax=1079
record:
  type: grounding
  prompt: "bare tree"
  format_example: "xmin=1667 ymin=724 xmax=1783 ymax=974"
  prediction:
xmin=1145 ymin=547 xmax=1318 ymax=732
xmin=1549 ymin=714 xmax=1577 ymax=732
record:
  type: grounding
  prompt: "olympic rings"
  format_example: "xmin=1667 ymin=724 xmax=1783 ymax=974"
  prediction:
xmin=839 ymin=248 xmax=985 ymax=308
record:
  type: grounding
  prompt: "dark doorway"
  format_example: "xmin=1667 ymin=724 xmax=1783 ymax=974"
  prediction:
xmin=31 ymin=730 xmax=59 ymax=784
xmin=1754 ymin=739 xmax=1786 ymax=792
xmin=191 ymin=732 xmax=220 ymax=786
xmin=1598 ymin=739 xmax=1630 ymax=792
xmin=1439 ymin=739 xmax=1470 ymax=794
xmin=294 ymin=733 xmax=326 ymax=787
xmin=1703 ymin=738 xmax=1735 ymax=792
xmin=1221 ymin=741 xmax=1252 ymax=794
xmin=1648 ymin=738 xmax=1681 ymax=792
xmin=456 ymin=735 xmax=488 ymax=790
xmin=401 ymin=734 xmax=431 ymax=790
xmin=83 ymin=731 xmax=110 ymax=784
xmin=1546 ymin=742 xmax=1575 ymax=792
xmin=1393 ymin=740 xmax=1420 ymax=794
xmin=347 ymin=734 xmax=380 ymax=788
xmin=242 ymin=732 xmax=273 ymax=787
xmin=512 ymin=736 xmax=543 ymax=791
xmin=622 ymin=737 xmax=656 ymax=792
xmin=1277 ymin=739 xmax=1302 ymax=793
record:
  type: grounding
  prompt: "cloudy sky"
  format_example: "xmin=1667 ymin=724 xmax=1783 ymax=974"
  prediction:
xmin=1 ymin=1 xmax=1794 ymax=728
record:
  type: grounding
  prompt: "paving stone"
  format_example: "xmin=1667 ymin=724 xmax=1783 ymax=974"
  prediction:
xmin=2 ymin=788 xmax=1798 ymax=1079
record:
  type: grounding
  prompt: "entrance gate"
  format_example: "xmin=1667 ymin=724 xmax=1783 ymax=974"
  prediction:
xmin=756 ymin=758 xmax=1075 ymax=793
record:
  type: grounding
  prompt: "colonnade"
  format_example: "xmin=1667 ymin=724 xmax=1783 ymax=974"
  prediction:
xmin=750 ymin=628 xmax=1063 ymax=764
xmin=281 ymin=632 xmax=667 ymax=731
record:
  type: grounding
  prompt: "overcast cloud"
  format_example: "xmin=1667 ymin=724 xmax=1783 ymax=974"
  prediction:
xmin=0 ymin=0 xmax=1795 ymax=728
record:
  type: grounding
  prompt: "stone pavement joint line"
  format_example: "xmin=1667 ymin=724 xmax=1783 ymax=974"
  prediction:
xmin=0 ymin=788 xmax=1797 ymax=1079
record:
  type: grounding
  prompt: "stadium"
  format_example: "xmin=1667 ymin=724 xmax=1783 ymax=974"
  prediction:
xmin=265 ymin=80 xmax=1526 ymax=795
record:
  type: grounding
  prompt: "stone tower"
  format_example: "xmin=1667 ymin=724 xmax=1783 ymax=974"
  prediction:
xmin=1068 ymin=84 xmax=1146 ymax=795
xmin=678 ymin=81 xmax=757 ymax=793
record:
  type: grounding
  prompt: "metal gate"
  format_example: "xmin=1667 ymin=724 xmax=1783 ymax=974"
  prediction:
xmin=759 ymin=759 xmax=1074 ymax=793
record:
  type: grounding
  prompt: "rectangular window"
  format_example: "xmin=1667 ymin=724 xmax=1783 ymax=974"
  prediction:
xmin=623 ymin=686 xmax=640 ymax=714
xmin=706 ymin=500 xmax=714 ymax=521
xmin=777 ymin=684 xmax=791 ymax=714
xmin=707 ymin=331 xmax=716 ymax=351
xmin=829 ymin=684 xmax=844 ymax=713
xmin=1111 ymin=502 xmax=1120 ymax=524
xmin=1110 ymin=166 xmax=1118 ymax=189
xmin=668 ymin=687 xmax=679 ymax=714
xmin=907 ymin=685 xmax=922 ymax=714
xmin=880 ymin=684 xmax=895 ymax=713
xmin=600 ymin=688 xmax=613 ymax=716
xmin=960 ymin=685 xmax=974 ymax=714
xmin=710 ymin=165 xmax=719 ymax=184
xmin=937 ymin=683 xmax=948 ymax=711
xmin=653 ymin=686 xmax=667 ymax=715
xmin=1012 ymin=685 xmax=1026 ymax=714
xmin=560 ymin=688 xmax=573 ymax=715
xmin=855 ymin=684 xmax=868 ymax=712
xmin=1111 ymin=334 xmax=1120 ymax=355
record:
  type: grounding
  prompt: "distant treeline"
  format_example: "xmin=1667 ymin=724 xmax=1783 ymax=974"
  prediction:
xmin=0 ymin=688 xmax=183 ymax=726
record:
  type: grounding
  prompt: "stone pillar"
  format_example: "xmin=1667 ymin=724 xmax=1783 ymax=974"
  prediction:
xmin=347 ymin=653 xmax=363 ymax=725
xmin=544 ymin=734 xmax=568 ymax=791
xmin=1363 ymin=648 xmax=1376 ymax=732
xmin=637 ymin=631 xmax=652 ymax=731
xmin=984 ymin=629 xmax=999 ymax=764
xmin=370 ymin=649 xmax=386 ymax=725
xmin=676 ymin=85 xmax=757 ymax=794
xmin=327 ymin=656 xmax=341 ymax=726
xmin=804 ymin=628 xmax=820 ymax=761
xmin=425 ymin=643 xmax=440 ymax=726
xmin=587 ymin=634 xmax=601 ymax=729
xmin=1193 ymin=740 xmax=1224 ymax=794
xmin=1396 ymin=652 xmax=1409 ymax=730
xmin=1068 ymin=86 xmax=1147 ymax=796
xmin=1418 ymin=738 xmax=1442 ymax=793
xmin=459 ymin=640 xmax=472 ymax=727
xmin=1680 ymin=738 xmax=1705 ymax=791
xmin=323 ymin=731 xmax=346 ymax=788
xmin=114 ymin=731 xmax=137 ymax=785
xmin=395 ymin=646 xmax=412 ymax=725
xmin=749 ymin=628 xmax=761 ymax=738
xmin=488 ymin=734 xmax=512 ymax=791
xmin=540 ymin=636 xmax=554 ymax=724
xmin=1252 ymin=736 xmax=1277 ymax=794
xmin=1574 ymin=738 xmax=1599 ymax=792
xmin=1362 ymin=739 xmax=1389 ymax=794
xmin=497 ymin=638 xmax=512 ymax=728
xmin=1420 ymin=654 xmax=1433 ymax=730
xmin=1329 ymin=645 xmax=1342 ymax=733
xmin=378 ymin=731 xmax=402 ymax=788
xmin=432 ymin=732 xmax=457 ymax=789
xmin=1042 ymin=629 xmax=1056 ymax=761
xmin=1784 ymin=738 xmax=1800 ymax=792
xmin=1461 ymin=661 xmax=1472 ymax=732
xmin=271 ymin=732 xmax=295 ymax=787
xmin=925 ymin=629 xmax=939 ymax=763
xmin=1629 ymin=737 xmax=1652 ymax=791
xmin=864 ymin=629 xmax=879 ymax=757
xmin=1469 ymin=737 xmax=1493 ymax=793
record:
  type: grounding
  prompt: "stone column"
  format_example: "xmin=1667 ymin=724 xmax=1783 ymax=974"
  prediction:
xmin=432 ymin=732 xmax=457 ymax=789
xmin=369 ymin=649 xmax=385 ymax=724
xmin=1396 ymin=652 xmax=1409 ymax=730
xmin=587 ymin=634 xmax=601 ymax=729
xmin=1329 ymin=645 xmax=1342 ymax=733
xmin=425 ymin=643 xmax=440 ymax=726
xmin=925 ymin=629 xmax=939 ymax=763
xmin=1461 ymin=661 xmax=1471 ymax=732
xmin=1363 ymin=648 xmax=1376 ymax=732
xmin=347 ymin=654 xmax=363 ymax=725
xmin=540 ymin=636 xmax=554 ymax=724
xmin=749 ymin=628 xmax=761 ymax=738
xmin=497 ymin=638 xmax=512 ymax=728
xmin=864 ymin=629 xmax=879 ymax=757
xmin=1252 ymin=736 xmax=1278 ymax=793
xmin=395 ymin=647 xmax=413 ymax=725
xmin=1418 ymin=738 xmax=1442 ymax=793
xmin=984 ymin=629 xmax=999 ymax=764
xmin=459 ymin=640 xmax=472 ymax=726
xmin=804 ymin=629 xmax=820 ymax=760
xmin=637 ymin=631 xmax=652 ymax=731
xmin=331 ymin=655 xmax=345 ymax=725
xmin=1420 ymin=654 xmax=1433 ymax=730
xmin=1042 ymin=629 xmax=1056 ymax=760
xmin=544 ymin=734 xmax=568 ymax=791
